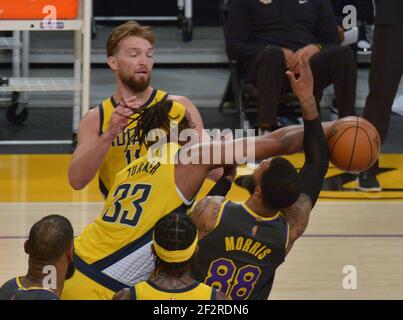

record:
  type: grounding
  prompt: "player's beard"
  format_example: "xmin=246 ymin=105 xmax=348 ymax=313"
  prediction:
xmin=238 ymin=174 xmax=256 ymax=195
xmin=119 ymin=70 xmax=151 ymax=93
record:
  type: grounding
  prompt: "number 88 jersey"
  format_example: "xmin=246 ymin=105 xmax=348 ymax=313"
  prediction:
xmin=193 ymin=200 xmax=289 ymax=300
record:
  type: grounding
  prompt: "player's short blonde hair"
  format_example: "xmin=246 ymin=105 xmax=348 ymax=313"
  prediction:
xmin=106 ymin=21 xmax=155 ymax=57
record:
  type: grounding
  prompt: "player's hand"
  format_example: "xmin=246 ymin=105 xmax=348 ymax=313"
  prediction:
xmin=104 ymin=104 xmax=134 ymax=142
xmin=286 ymin=49 xmax=314 ymax=103
xmin=289 ymin=44 xmax=319 ymax=74
xmin=286 ymin=50 xmax=318 ymax=120
xmin=120 ymin=96 xmax=142 ymax=110
xmin=106 ymin=95 xmax=141 ymax=141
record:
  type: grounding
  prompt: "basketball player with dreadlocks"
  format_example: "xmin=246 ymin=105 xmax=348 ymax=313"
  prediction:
xmin=189 ymin=52 xmax=329 ymax=300
xmin=113 ymin=212 xmax=227 ymax=300
xmin=0 ymin=215 xmax=74 ymax=300
xmin=68 ymin=21 xmax=211 ymax=198
xmin=62 ymin=50 xmax=334 ymax=300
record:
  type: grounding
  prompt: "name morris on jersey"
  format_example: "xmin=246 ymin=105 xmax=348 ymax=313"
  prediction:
xmin=225 ymin=236 xmax=271 ymax=260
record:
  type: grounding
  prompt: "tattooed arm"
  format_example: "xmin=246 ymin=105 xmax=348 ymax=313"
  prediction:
xmin=189 ymin=196 xmax=226 ymax=240
xmin=280 ymin=112 xmax=328 ymax=256
xmin=281 ymin=194 xmax=313 ymax=256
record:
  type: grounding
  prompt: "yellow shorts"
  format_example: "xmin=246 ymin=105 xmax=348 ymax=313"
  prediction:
xmin=61 ymin=269 xmax=116 ymax=300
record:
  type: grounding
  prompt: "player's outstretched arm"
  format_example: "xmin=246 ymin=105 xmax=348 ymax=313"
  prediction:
xmin=282 ymin=50 xmax=330 ymax=256
xmin=175 ymin=118 xmax=334 ymax=203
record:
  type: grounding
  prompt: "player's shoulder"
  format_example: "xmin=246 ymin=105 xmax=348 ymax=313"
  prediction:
xmin=167 ymin=94 xmax=185 ymax=101
xmin=0 ymin=278 xmax=18 ymax=299
xmin=83 ymin=105 xmax=101 ymax=121
xmin=77 ymin=105 xmax=100 ymax=130
xmin=167 ymin=95 xmax=193 ymax=107
xmin=280 ymin=193 xmax=312 ymax=221
xmin=208 ymin=196 xmax=227 ymax=206
xmin=190 ymin=196 xmax=227 ymax=238
xmin=195 ymin=196 xmax=226 ymax=211
xmin=0 ymin=277 xmax=17 ymax=288
xmin=26 ymin=290 xmax=60 ymax=300
xmin=0 ymin=278 xmax=59 ymax=300
xmin=77 ymin=105 xmax=101 ymax=136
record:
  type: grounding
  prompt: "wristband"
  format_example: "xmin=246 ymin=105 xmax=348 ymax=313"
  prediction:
xmin=207 ymin=176 xmax=233 ymax=197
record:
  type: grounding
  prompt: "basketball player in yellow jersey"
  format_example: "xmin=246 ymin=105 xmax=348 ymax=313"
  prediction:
xmin=113 ymin=212 xmax=227 ymax=300
xmin=68 ymin=21 xmax=208 ymax=197
xmin=62 ymin=120 xmax=192 ymax=300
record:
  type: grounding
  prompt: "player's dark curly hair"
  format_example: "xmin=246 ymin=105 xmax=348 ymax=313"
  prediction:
xmin=126 ymin=99 xmax=191 ymax=150
xmin=152 ymin=212 xmax=197 ymax=278
xmin=24 ymin=215 xmax=74 ymax=264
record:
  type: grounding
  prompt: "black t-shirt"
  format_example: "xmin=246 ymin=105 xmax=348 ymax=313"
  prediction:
xmin=226 ymin=0 xmax=340 ymax=64
xmin=0 ymin=277 xmax=59 ymax=300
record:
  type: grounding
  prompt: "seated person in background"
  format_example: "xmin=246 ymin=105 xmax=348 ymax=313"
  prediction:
xmin=0 ymin=215 xmax=75 ymax=300
xmin=113 ymin=212 xmax=227 ymax=300
xmin=226 ymin=0 xmax=357 ymax=132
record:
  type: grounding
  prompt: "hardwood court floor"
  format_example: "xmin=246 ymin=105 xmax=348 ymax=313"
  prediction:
xmin=1 ymin=154 xmax=403 ymax=299
xmin=1 ymin=201 xmax=402 ymax=299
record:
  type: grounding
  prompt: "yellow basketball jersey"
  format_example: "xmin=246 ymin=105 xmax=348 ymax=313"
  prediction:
xmin=69 ymin=142 xmax=193 ymax=297
xmin=132 ymin=280 xmax=217 ymax=300
xmin=98 ymin=89 xmax=171 ymax=197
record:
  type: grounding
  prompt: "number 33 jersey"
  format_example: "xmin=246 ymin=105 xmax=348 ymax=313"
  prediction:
xmin=192 ymin=200 xmax=289 ymax=300
xmin=74 ymin=142 xmax=193 ymax=287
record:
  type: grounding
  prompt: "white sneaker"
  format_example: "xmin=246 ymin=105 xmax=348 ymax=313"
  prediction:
xmin=357 ymin=40 xmax=372 ymax=55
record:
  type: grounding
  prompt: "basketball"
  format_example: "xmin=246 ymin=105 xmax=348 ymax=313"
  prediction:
xmin=327 ymin=116 xmax=381 ymax=173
